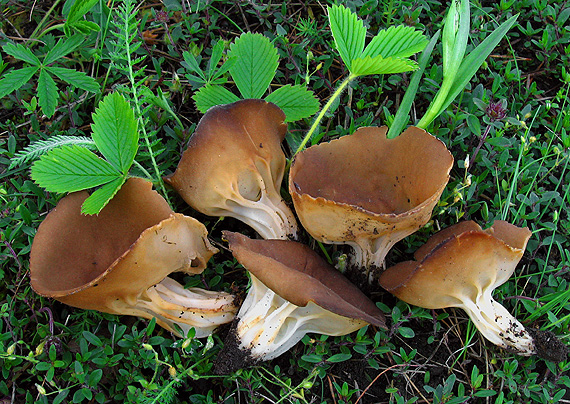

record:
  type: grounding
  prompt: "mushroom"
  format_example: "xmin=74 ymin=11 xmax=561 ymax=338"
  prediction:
xmin=30 ymin=177 xmax=237 ymax=338
xmin=214 ymin=231 xmax=386 ymax=373
xmin=165 ymin=99 xmax=298 ymax=240
xmin=378 ymin=220 xmax=540 ymax=356
xmin=289 ymin=126 xmax=453 ymax=283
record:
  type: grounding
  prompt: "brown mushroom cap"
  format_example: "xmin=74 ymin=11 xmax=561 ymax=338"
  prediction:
xmin=378 ymin=220 xmax=532 ymax=308
xmin=165 ymin=99 xmax=297 ymax=239
xmin=30 ymin=178 xmax=234 ymax=336
xmin=289 ymin=126 xmax=453 ymax=271
xmin=223 ymin=231 xmax=386 ymax=328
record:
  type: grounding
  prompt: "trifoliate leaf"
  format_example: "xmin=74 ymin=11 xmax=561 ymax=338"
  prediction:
xmin=46 ymin=66 xmax=100 ymax=93
xmin=43 ymin=34 xmax=85 ymax=65
xmin=2 ymin=42 xmax=41 ymax=66
xmin=229 ymin=33 xmax=278 ymax=99
xmin=31 ymin=145 xmax=121 ymax=192
xmin=81 ymin=176 xmax=127 ymax=215
xmin=91 ymin=92 xmax=138 ymax=173
xmin=350 ymin=56 xmax=418 ymax=76
xmin=193 ymin=84 xmax=240 ymax=113
xmin=37 ymin=69 xmax=59 ymax=117
xmin=328 ymin=4 xmax=366 ymax=71
xmin=0 ymin=66 xmax=38 ymax=98
xmin=362 ymin=25 xmax=428 ymax=59
xmin=265 ymin=85 xmax=320 ymax=122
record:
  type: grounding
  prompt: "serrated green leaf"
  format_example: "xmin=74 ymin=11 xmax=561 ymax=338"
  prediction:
xmin=69 ymin=20 xmax=100 ymax=35
xmin=46 ymin=66 xmax=100 ymax=92
xmin=91 ymin=92 xmax=138 ymax=173
xmin=193 ymin=84 xmax=241 ymax=113
xmin=81 ymin=176 xmax=127 ymax=215
xmin=362 ymin=25 xmax=428 ymax=59
xmin=265 ymin=85 xmax=319 ymax=122
xmin=182 ymin=51 xmax=206 ymax=79
xmin=31 ymin=145 xmax=121 ymax=192
xmin=0 ymin=66 xmax=38 ymax=98
xmin=2 ymin=42 xmax=41 ymax=66
xmin=10 ymin=135 xmax=96 ymax=169
xmin=66 ymin=0 xmax=99 ymax=25
xmin=44 ymin=34 xmax=85 ymax=65
xmin=229 ymin=33 xmax=278 ymax=99
xmin=37 ymin=69 xmax=58 ymax=117
xmin=328 ymin=5 xmax=366 ymax=71
xmin=208 ymin=40 xmax=225 ymax=79
xmin=350 ymin=56 xmax=418 ymax=76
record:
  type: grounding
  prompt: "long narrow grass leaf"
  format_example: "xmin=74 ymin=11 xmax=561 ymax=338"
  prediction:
xmin=229 ymin=33 xmax=278 ymax=99
xmin=328 ymin=4 xmax=366 ymax=71
xmin=31 ymin=145 xmax=121 ymax=192
xmin=440 ymin=14 xmax=518 ymax=114
xmin=91 ymin=92 xmax=138 ymax=173
xmin=387 ymin=31 xmax=441 ymax=139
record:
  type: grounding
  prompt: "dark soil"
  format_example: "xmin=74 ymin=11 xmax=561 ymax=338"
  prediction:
xmin=528 ymin=328 xmax=569 ymax=363
xmin=213 ymin=320 xmax=258 ymax=374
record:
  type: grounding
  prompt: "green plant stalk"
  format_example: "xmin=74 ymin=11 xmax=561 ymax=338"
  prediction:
xmin=119 ymin=3 xmax=171 ymax=206
xmin=29 ymin=0 xmax=63 ymax=40
xmin=291 ymin=73 xmax=356 ymax=159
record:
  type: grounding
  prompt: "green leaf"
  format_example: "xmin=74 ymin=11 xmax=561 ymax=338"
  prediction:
xmin=362 ymin=25 xmax=428 ymax=59
xmin=46 ymin=66 xmax=100 ymax=92
xmin=229 ymin=33 xmax=278 ymax=99
xmin=387 ymin=30 xmax=440 ymax=139
xmin=328 ymin=4 xmax=366 ymax=71
xmin=91 ymin=92 xmax=138 ymax=173
xmin=0 ymin=66 xmax=38 ymax=98
xmin=440 ymin=14 xmax=519 ymax=116
xmin=182 ymin=51 xmax=206 ymax=80
xmin=69 ymin=20 xmax=100 ymax=35
xmin=37 ymin=69 xmax=59 ymax=117
xmin=193 ymin=84 xmax=241 ymax=113
xmin=264 ymin=85 xmax=319 ymax=122
xmin=66 ymin=0 xmax=99 ymax=25
xmin=81 ymin=176 xmax=127 ymax=215
xmin=31 ymin=145 xmax=121 ymax=192
xmin=2 ymin=42 xmax=41 ymax=65
xmin=350 ymin=56 xmax=418 ymax=76
xmin=208 ymin=40 xmax=225 ymax=79
xmin=44 ymin=34 xmax=85 ymax=65
xmin=10 ymin=135 xmax=96 ymax=169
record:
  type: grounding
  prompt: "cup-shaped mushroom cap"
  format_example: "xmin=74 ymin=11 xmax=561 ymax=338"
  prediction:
xmin=223 ymin=231 xmax=386 ymax=328
xmin=165 ymin=99 xmax=298 ymax=240
xmin=30 ymin=178 xmax=236 ymax=337
xmin=379 ymin=220 xmax=539 ymax=356
xmin=289 ymin=126 xmax=453 ymax=277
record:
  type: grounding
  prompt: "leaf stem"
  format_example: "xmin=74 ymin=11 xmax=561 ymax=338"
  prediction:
xmin=29 ymin=0 xmax=63 ymax=41
xmin=291 ymin=73 xmax=356 ymax=160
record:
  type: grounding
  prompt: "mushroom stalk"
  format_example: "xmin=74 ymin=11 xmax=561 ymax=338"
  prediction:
xmin=137 ymin=278 xmax=237 ymax=338
xmin=228 ymin=192 xmax=298 ymax=240
xmin=460 ymin=290 xmax=535 ymax=355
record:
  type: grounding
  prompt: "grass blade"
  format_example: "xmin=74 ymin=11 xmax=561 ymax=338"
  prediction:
xmin=387 ymin=30 xmax=441 ymax=139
